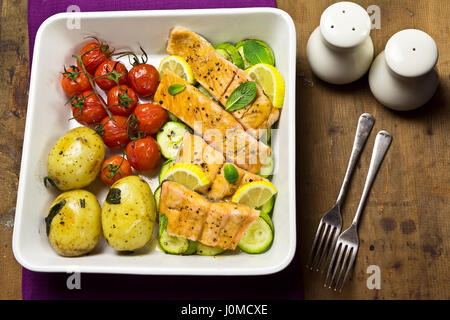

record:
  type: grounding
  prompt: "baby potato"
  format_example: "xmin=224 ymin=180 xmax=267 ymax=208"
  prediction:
xmin=46 ymin=190 xmax=102 ymax=257
xmin=47 ymin=126 xmax=105 ymax=191
xmin=102 ymin=176 xmax=156 ymax=251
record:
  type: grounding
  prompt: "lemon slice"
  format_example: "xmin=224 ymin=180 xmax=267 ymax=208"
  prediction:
xmin=246 ymin=63 xmax=285 ymax=108
xmin=158 ymin=55 xmax=195 ymax=84
xmin=163 ymin=163 xmax=210 ymax=191
xmin=231 ymin=181 xmax=278 ymax=209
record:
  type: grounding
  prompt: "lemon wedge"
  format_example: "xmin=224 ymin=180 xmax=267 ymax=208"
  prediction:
xmin=163 ymin=163 xmax=210 ymax=191
xmin=158 ymin=55 xmax=195 ymax=84
xmin=246 ymin=63 xmax=285 ymax=108
xmin=231 ymin=181 xmax=278 ymax=209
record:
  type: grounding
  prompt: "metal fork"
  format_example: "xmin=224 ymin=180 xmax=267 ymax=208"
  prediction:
xmin=307 ymin=113 xmax=375 ymax=271
xmin=325 ymin=130 xmax=392 ymax=291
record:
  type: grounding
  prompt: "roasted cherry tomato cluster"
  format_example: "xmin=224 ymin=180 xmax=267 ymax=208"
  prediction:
xmin=60 ymin=38 xmax=167 ymax=185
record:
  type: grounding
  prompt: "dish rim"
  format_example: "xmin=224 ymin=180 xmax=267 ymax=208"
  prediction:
xmin=13 ymin=7 xmax=297 ymax=276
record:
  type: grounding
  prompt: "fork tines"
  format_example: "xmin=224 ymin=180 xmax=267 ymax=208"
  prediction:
xmin=324 ymin=225 xmax=358 ymax=291
xmin=306 ymin=206 xmax=341 ymax=271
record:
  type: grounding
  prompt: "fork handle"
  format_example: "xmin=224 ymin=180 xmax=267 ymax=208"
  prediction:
xmin=336 ymin=113 xmax=375 ymax=207
xmin=352 ymin=130 xmax=392 ymax=226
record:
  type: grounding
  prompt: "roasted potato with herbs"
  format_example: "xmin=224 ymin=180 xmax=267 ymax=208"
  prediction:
xmin=102 ymin=176 xmax=156 ymax=251
xmin=47 ymin=126 xmax=105 ymax=191
xmin=46 ymin=190 xmax=102 ymax=257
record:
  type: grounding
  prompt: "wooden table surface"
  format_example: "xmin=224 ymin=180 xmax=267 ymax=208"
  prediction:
xmin=0 ymin=0 xmax=448 ymax=300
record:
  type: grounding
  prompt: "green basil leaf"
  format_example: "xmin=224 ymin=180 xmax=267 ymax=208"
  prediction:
xmin=225 ymin=81 xmax=257 ymax=112
xmin=45 ymin=200 xmax=66 ymax=236
xmin=168 ymin=84 xmax=186 ymax=95
xmin=106 ymin=188 xmax=121 ymax=204
xmin=159 ymin=214 xmax=168 ymax=237
xmin=243 ymin=40 xmax=272 ymax=65
xmin=224 ymin=164 xmax=239 ymax=184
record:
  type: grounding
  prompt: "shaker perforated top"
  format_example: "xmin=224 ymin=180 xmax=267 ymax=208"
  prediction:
xmin=320 ymin=1 xmax=371 ymax=49
xmin=385 ymin=29 xmax=438 ymax=78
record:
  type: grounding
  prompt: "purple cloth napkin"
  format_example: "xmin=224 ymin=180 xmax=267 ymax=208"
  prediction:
xmin=24 ymin=0 xmax=303 ymax=300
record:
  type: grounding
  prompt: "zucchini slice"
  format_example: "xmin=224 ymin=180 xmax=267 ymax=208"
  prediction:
xmin=259 ymin=195 xmax=275 ymax=217
xmin=184 ymin=240 xmax=199 ymax=255
xmin=196 ymin=243 xmax=225 ymax=256
xmin=159 ymin=229 xmax=189 ymax=255
xmin=259 ymin=212 xmax=274 ymax=231
xmin=158 ymin=213 xmax=192 ymax=255
xmin=238 ymin=217 xmax=273 ymax=254
xmin=154 ymin=185 xmax=161 ymax=212
xmin=258 ymin=155 xmax=274 ymax=178
xmin=197 ymin=84 xmax=215 ymax=100
xmin=167 ymin=111 xmax=180 ymax=122
xmin=215 ymin=43 xmax=245 ymax=69
xmin=159 ymin=159 xmax=174 ymax=184
xmin=215 ymin=48 xmax=231 ymax=62
xmin=156 ymin=121 xmax=191 ymax=160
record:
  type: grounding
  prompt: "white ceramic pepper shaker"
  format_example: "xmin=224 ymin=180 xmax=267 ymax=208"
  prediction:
xmin=369 ymin=29 xmax=439 ymax=111
xmin=306 ymin=1 xmax=374 ymax=84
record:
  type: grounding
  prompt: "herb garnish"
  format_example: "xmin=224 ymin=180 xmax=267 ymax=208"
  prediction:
xmin=243 ymin=40 xmax=273 ymax=65
xmin=225 ymin=81 xmax=257 ymax=112
xmin=80 ymin=199 xmax=85 ymax=208
xmin=224 ymin=164 xmax=239 ymax=184
xmin=159 ymin=214 xmax=168 ymax=237
xmin=105 ymin=188 xmax=121 ymax=204
xmin=168 ymin=84 xmax=186 ymax=95
xmin=45 ymin=200 xmax=66 ymax=236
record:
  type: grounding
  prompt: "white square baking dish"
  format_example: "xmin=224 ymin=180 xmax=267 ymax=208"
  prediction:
xmin=13 ymin=8 xmax=296 ymax=275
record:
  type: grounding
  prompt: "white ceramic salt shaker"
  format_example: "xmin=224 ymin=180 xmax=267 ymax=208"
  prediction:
xmin=306 ymin=1 xmax=374 ymax=84
xmin=369 ymin=29 xmax=439 ymax=111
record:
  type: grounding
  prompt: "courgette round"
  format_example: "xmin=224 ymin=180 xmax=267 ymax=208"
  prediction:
xmin=259 ymin=195 xmax=275 ymax=217
xmin=156 ymin=121 xmax=191 ymax=160
xmin=258 ymin=155 xmax=274 ymax=178
xmin=184 ymin=240 xmax=199 ymax=255
xmin=238 ymin=217 xmax=273 ymax=254
xmin=154 ymin=185 xmax=161 ymax=211
xmin=196 ymin=243 xmax=224 ymax=256
xmin=215 ymin=43 xmax=245 ymax=69
xmin=159 ymin=159 xmax=174 ymax=183
xmin=159 ymin=229 xmax=189 ymax=254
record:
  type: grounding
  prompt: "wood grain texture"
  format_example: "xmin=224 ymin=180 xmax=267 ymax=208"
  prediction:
xmin=0 ymin=0 xmax=449 ymax=300
xmin=277 ymin=0 xmax=450 ymax=299
xmin=0 ymin=0 xmax=29 ymax=300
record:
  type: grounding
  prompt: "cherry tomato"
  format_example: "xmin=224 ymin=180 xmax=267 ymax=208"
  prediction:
xmin=71 ymin=90 xmax=107 ymax=125
xmin=94 ymin=60 xmax=128 ymax=91
xmin=127 ymin=64 xmax=159 ymax=97
xmin=99 ymin=115 xmax=134 ymax=148
xmin=100 ymin=155 xmax=132 ymax=186
xmin=107 ymin=85 xmax=138 ymax=116
xmin=77 ymin=40 xmax=111 ymax=75
xmin=61 ymin=66 xmax=91 ymax=96
xmin=134 ymin=103 xmax=168 ymax=136
xmin=125 ymin=136 xmax=160 ymax=172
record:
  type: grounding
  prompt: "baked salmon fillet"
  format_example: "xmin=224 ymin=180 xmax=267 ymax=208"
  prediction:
xmin=219 ymin=69 xmax=280 ymax=139
xmin=159 ymin=181 xmax=260 ymax=250
xmin=176 ymin=132 xmax=267 ymax=200
xmin=154 ymin=70 xmax=270 ymax=173
xmin=167 ymin=26 xmax=280 ymax=139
